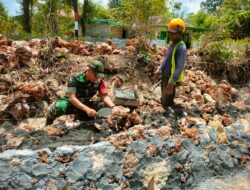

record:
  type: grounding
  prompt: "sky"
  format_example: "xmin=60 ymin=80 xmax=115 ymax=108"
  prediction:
xmin=1 ymin=0 xmax=203 ymax=16
xmin=175 ymin=0 xmax=203 ymax=15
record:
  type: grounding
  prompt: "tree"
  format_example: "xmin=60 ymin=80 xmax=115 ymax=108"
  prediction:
xmin=117 ymin=0 xmax=168 ymax=49
xmin=218 ymin=0 xmax=250 ymax=13
xmin=169 ymin=0 xmax=182 ymax=17
xmin=31 ymin=0 xmax=73 ymax=36
xmin=108 ymin=0 xmax=122 ymax=8
xmin=0 ymin=2 xmax=8 ymax=18
xmin=45 ymin=0 xmax=59 ymax=35
xmin=92 ymin=3 xmax=113 ymax=19
xmin=81 ymin=0 xmax=90 ymax=37
xmin=0 ymin=2 xmax=22 ymax=36
xmin=200 ymin=0 xmax=223 ymax=13
xmin=188 ymin=10 xmax=217 ymax=28
xmin=20 ymin=0 xmax=32 ymax=33
xmin=217 ymin=0 xmax=250 ymax=39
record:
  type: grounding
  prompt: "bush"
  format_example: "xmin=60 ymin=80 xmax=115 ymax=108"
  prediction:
xmin=196 ymin=40 xmax=249 ymax=84
xmin=199 ymin=41 xmax=233 ymax=63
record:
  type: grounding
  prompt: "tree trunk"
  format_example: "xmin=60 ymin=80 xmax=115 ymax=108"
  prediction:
xmin=81 ymin=0 xmax=89 ymax=37
xmin=46 ymin=0 xmax=58 ymax=36
xmin=22 ymin=0 xmax=31 ymax=33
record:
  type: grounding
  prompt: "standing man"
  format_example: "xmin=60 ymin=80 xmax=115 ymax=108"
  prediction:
xmin=45 ymin=60 xmax=115 ymax=126
xmin=156 ymin=18 xmax=187 ymax=110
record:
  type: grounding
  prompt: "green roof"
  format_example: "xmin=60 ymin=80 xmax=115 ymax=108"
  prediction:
xmin=88 ymin=19 xmax=121 ymax=27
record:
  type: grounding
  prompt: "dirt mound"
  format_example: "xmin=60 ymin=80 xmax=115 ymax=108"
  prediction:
xmin=0 ymin=35 xmax=249 ymax=154
xmin=187 ymin=48 xmax=250 ymax=84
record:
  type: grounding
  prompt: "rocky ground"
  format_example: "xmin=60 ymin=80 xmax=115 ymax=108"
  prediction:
xmin=0 ymin=34 xmax=249 ymax=189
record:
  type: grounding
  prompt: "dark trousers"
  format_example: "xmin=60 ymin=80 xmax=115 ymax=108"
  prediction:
xmin=161 ymin=77 xmax=180 ymax=110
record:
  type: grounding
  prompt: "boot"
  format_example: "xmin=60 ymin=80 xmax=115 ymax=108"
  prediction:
xmin=45 ymin=116 xmax=55 ymax=126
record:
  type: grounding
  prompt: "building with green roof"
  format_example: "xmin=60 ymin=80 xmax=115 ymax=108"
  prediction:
xmin=86 ymin=19 xmax=127 ymax=39
xmin=150 ymin=16 xmax=209 ymax=48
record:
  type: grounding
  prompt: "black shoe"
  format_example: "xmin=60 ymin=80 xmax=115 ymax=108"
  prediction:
xmin=163 ymin=107 xmax=174 ymax=117
xmin=45 ymin=116 xmax=55 ymax=126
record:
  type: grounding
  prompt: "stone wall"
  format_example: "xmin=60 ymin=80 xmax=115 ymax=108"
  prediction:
xmin=0 ymin=118 xmax=249 ymax=190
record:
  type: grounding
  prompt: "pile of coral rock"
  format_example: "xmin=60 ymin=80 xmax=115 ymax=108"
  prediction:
xmin=0 ymin=34 xmax=249 ymax=189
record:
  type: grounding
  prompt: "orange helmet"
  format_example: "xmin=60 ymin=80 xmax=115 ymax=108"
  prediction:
xmin=167 ymin=18 xmax=186 ymax=33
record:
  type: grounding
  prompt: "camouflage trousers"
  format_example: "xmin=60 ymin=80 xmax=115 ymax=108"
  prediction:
xmin=47 ymin=97 xmax=103 ymax=121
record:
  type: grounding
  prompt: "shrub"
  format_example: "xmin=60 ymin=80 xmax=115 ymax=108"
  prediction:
xmin=199 ymin=41 xmax=233 ymax=63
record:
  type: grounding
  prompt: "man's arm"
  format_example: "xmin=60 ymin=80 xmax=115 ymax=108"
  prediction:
xmin=68 ymin=93 xmax=97 ymax=117
xmin=158 ymin=53 xmax=168 ymax=74
xmin=169 ymin=44 xmax=186 ymax=84
xmin=103 ymin=95 xmax=115 ymax=108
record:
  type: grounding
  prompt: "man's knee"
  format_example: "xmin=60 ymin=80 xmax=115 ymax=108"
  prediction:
xmin=48 ymin=99 xmax=70 ymax=118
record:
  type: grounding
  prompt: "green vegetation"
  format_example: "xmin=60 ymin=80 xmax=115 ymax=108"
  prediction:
xmin=0 ymin=0 xmax=249 ymax=47
xmin=199 ymin=41 xmax=233 ymax=63
xmin=189 ymin=0 xmax=250 ymax=40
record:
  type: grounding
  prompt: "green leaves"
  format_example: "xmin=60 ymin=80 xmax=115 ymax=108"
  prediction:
xmin=199 ymin=41 xmax=233 ymax=63
xmin=200 ymin=0 xmax=223 ymax=14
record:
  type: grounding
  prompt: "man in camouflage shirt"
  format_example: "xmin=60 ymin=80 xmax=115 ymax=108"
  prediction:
xmin=45 ymin=60 xmax=115 ymax=126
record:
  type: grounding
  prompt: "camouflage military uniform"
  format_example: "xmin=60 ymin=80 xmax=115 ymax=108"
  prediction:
xmin=46 ymin=72 xmax=108 ymax=125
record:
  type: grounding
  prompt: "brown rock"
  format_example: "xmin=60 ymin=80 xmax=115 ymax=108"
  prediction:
xmin=95 ymin=42 xmax=113 ymax=55
xmin=232 ymin=101 xmax=248 ymax=110
xmin=106 ymin=106 xmax=130 ymax=131
xmin=236 ymin=119 xmax=250 ymax=133
xmin=8 ymin=102 xmax=30 ymax=120
xmin=122 ymin=151 xmax=139 ymax=177
xmin=112 ymin=49 xmax=122 ymax=55
xmin=107 ymin=134 xmax=132 ymax=149
xmin=43 ymin=126 xmax=62 ymax=136
xmin=54 ymin=47 xmax=69 ymax=54
xmin=127 ymin=111 xmax=142 ymax=126
xmin=239 ymin=113 xmax=250 ymax=120
xmin=6 ymin=137 xmax=24 ymax=149
xmin=192 ymin=93 xmax=204 ymax=104
xmin=14 ymin=82 xmax=46 ymax=100
xmin=15 ymin=46 xmax=33 ymax=65
xmin=29 ymin=38 xmax=48 ymax=49
xmin=31 ymin=179 xmax=39 ymax=185
xmin=180 ymin=125 xmax=199 ymax=144
xmin=107 ymin=40 xmax=115 ymax=49
xmin=155 ymin=125 xmax=172 ymax=141
xmin=18 ymin=118 xmax=46 ymax=132
xmin=38 ymin=150 xmax=50 ymax=163
xmin=143 ymin=160 xmax=169 ymax=190
xmin=126 ymin=46 xmax=137 ymax=54
xmin=9 ymin=157 xmax=21 ymax=166
xmin=125 ymin=38 xmax=139 ymax=47
xmin=46 ymin=180 xmax=58 ymax=190
xmin=128 ymin=125 xmax=147 ymax=140
xmin=209 ymin=118 xmax=228 ymax=144
xmin=240 ymin=154 xmax=250 ymax=167
xmin=171 ymin=136 xmax=182 ymax=153
xmin=205 ymin=80 xmax=233 ymax=103
xmin=220 ymin=114 xmax=233 ymax=126
xmin=202 ymin=113 xmax=212 ymax=122
xmin=55 ymin=152 xmax=80 ymax=164
xmin=203 ymin=93 xmax=215 ymax=103
xmin=201 ymin=102 xmax=216 ymax=114
xmin=111 ymin=106 xmax=130 ymax=116
xmin=186 ymin=116 xmax=207 ymax=126
xmin=146 ymin=144 xmax=160 ymax=157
